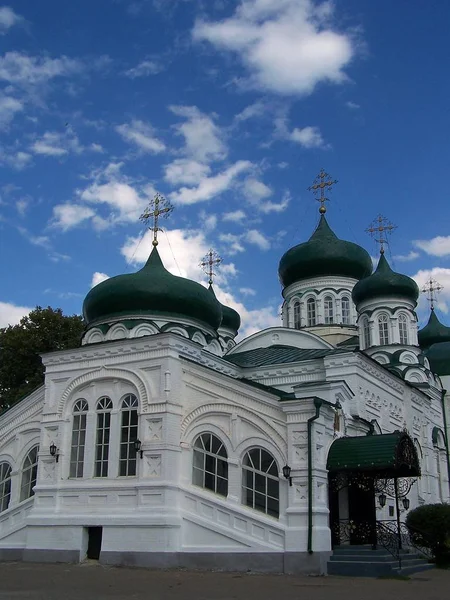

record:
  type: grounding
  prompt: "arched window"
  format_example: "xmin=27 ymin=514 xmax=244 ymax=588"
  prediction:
xmin=20 ymin=446 xmax=39 ymax=502
xmin=378 ymin=314 xmax=389 ymax=345
xmin=293 ymin=301 xmax=301 ymax=330
xmin=192 ymin=433 xmax=228 ymax=497
xmin=324 ymin=296 xmax=334 ymax=325
xmin=362 ymin=317 xmax=371 ymax=348
xmin=0 ymin=463 xmax=12 ymax=512
xmin=70 ymin=399 xmax=88 ymax=478
xmin=398 ymin=314 xmax=408 ymax=345
xmin=119 ymin=394 xmax=139 ymax=477
xmin=341 ymin=296 xmax=351 ymax=325
xmin=242 ymin=448 xmax=279 ymax=518
xmin=95 ymin=397 xmax=113 ymax=478
xmin=307 ymin=297 xmax=316 ymax=327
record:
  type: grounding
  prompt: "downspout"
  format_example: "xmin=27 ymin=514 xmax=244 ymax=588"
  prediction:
xmin=307 ymin=398 xmax=323 ymax=554
xmin=440 ymin=388 xmax=450 ymax=496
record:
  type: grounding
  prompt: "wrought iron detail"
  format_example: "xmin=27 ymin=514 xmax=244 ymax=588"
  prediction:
xmin=374 ymin=477 xmax=416 ymax=498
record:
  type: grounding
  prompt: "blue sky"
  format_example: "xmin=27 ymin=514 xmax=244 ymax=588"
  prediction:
xmin=1 ymin=0 xmax=450 ymax=337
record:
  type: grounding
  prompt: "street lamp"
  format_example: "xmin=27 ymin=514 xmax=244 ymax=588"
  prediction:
xmin=282 ymin=465 xmax=292 ymax=486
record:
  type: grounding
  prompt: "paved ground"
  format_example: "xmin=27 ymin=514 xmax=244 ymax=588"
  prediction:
xmin=0 ymin=562 xmax=448 ymax=600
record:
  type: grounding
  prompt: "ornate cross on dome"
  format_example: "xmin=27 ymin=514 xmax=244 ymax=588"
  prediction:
xmin=365 ymin=214 xmax=397 ymax=254
xmin=422 ymin=277 xmax=443 ymax=310
xmin=200 ymin=249 xmax=222 ymax=285
xmin=307 ymin=168 xmax=338 ymax=214
xmin=139 ymin=193 xmax=173 ymax=247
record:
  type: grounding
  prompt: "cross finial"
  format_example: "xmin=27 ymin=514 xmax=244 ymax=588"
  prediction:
xmin=365 ymin=214 xmax=397 ymax=254
xmin=422 ymin=277 xmax=443 ymax=311
xmin=200 ymin=249 xmax=222 ymax=285
xmin=139 ymin=193 xmax=173 ymax=247
xmin=307 ymin=168 xmax=338 ymax=214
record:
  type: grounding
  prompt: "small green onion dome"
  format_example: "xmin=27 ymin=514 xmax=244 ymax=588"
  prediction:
xmin=83 ymin=246 xmax=223 ymax=330
xmin=208 ymin=285 xmax=241 ymax=333
xmin=418 ymin=310 xmax=450 ymax=349
xmin=425 ymin=341 xmax=450 ymax=376
xmin=278 ymin=214 xmax=372 ymax=288
xmin=352 ymin=253 xmax=419 ymax=306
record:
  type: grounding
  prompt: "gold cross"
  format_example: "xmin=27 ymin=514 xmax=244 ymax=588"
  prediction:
xmin=139 ymin=193 xmax=173 ymax=247
xmin=422 ymin=277 xmax=443 ymax=310
xmin=365 ymin=214 xmax=397 ymax=254
xmin=200 ymin=249 xmax=222 ymax=285
xmin=307 ymin=168 xmax=338 ymax=214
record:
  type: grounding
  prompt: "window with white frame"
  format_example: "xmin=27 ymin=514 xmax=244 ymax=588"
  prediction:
xmin=324 ymin=296 xmax=334 ymax=324
xmin=119 ymin=394 xmax=139 ymax=477
xmin=192 ymin=433 xmax=228 ymax=496
xmin=362 ymin=317 xmax=371 ymax=348
xmin=20 ymin=446 xmax=39 ymax=502
xmin=398 ymin=313 xmax=408 ymax=345
xmin=242 ymin=448 xmax=279 ymax=518
xmin=378 ymin=314 xmax=389 ymax=345
xmin=0 ymin=462 xmax=12 ymax=512
xmin=307 ymin=297 xmax=316 ymax=326
xmin=341 ymin=296 xmax=351 ymax=325
xmin=95 ymin=397 xmax=113 ymax=478
xmin=70 ymin=399 xmax=88 ymax=478
xmin=293 ymin=301 xmax=301 ymax=329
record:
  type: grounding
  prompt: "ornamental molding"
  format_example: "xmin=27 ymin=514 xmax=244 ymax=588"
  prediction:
xmin=0 ymin=388 xmax=44 ymax=441
xmin=57 ymin=366 xmax=152 ymax=414
xmin=354 ymin=355 xmax=405 ymax=393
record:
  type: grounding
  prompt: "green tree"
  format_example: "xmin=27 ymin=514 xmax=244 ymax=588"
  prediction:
xmin=0 ymin=306 xmax=84 ymax=411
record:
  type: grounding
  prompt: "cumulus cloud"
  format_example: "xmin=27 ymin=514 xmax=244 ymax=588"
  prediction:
xmin=289 ymin=125 xmax=327 ymax=148
xmin=346 ymin=100 xmax=360 ymax=109
xmin=0 ymin=94 xmax=23 ymax=127
xmin=52 ymin=203 xmax=96 ymax=231
xmin=245 ymin=228 xmax=271 ymax=250
xmin=91 ymin=272 xmax=109 ymax=287
xmin=223 ymin=209 xmax=246 ymax=223
xmin=393 ymin=251 xmax=419 ymax=262
xmin=124 ymin=59 xmax=161 ymax=78
xmin=193 ymin=0 xmax=354 ymax=96
xmin=242 ymin=177 xmax=290 ymax=213
xmin=0 ymin=300 xmax=31 ymax=327
xmin=0 ymin=6 xmax=23 ymax=34
xmin=412 ymin=267 xmax=450 ymax=317
xmin=413 ymin=236 xmax=450 ymax=257
xmin=0 ymin=51 xmax=83 ymax=86
xmin=164 ymin=158 xmax=211 ymax=185
xmin=30 ymin=130 xmax=82 ymax=156
xmin=116 ymin=120 xmax=166 ymax=153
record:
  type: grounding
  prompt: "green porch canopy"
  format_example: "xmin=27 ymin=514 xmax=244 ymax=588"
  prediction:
xmin=327 ymin=431 xmax=420 ymax=478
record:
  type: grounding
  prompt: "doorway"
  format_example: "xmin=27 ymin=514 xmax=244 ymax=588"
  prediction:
xmin=87 ymin=527 xmax=102 ymax=560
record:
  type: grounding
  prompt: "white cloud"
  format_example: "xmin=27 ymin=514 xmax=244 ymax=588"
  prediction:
xmin=413 ymin=236 xmax=450 ymax=257
xmin=0 ymin=51 xmax=82 ymax=86
xmin=0 ymin=94 xmax=23 ymax=127
xmin=116 ymin=120 xmax=166 ymax=153
xmin=169 ymin=105 xmax=227 ymax=163
xmin=243 ymin=177 xmax=272 ymax=201
xmin=0 ymin=149 xmax=32 ymax=170
xmin=199 ymin=210 xmax=217 ymax=232
xmin=219 ymin=232 xmax=245 ymax=255
xmin=234 ymin=100 xmax=266 ymax=123
xmin=245 ymin=228 xmax=271 ymax=250
xmin=0 ymin=301 xmax=31 ymax=327
xmin=289 ymin=125 xmax=326 ymax=148
xmin=0 ymin=6 xmax=23 ymax=34
xmin=223 ymin=209 xmax=246 ymax=223
xmin=164 ymin=158 xmax=211 ymax=185
xmin=124 ymin=59 xmax=161 ymax=78
xmin=30 ymin=130 xmax=84 ymax=156
xmin=91 ymin=272 xmax=110 ymax=287
xmin=412 ymin=267 xmax=450 ymax=316
xmin=169 ymin=160 xmax=252 ymax=205
xmin=16 ymin=199 xmax=28 ymax=216
xmin=240 ymin=287 xmax=256 ymax=296
xmin=393 ymin=251 xmax=419 ymax=262
xmin=346 ymin=100 xmax=360 ymax=109
xmin=52 ymin=203 xmax=96 ymax=231
xmin=193 ymin=0 xmax=354 ymax=96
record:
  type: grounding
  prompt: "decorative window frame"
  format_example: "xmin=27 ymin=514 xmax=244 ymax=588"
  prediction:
xmin=241 ymin=446 xmax=280 ymax=519
xmin=192 ymin=432 xmax=229 ymax=497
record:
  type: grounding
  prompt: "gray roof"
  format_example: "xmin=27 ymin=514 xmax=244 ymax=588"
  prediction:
xmin=224 ymin=344 xmax=349 ymax=368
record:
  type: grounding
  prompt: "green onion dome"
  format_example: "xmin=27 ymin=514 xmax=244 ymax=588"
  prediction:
xmin=418 ymin=310 xmax=450 ymax=349
xmin=83 ymin=246 xmax=223 ymax=330
xmin=208 ymin=285 xmax=241 ymax=334
xmin=278 ymin=214 xmax=372 ymax=288
xmin=425 ymin=341 xmax=450 ymax=376
xmin=352 ymin=253 xmax=419 ymax=306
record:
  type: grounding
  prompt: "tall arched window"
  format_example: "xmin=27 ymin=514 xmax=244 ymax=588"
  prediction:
xmin=293 ymin=301 xmax=301 ymax=330
xmin=119 ymin=394 xmax=139 ymax=477
xmin=20 ymin=446 xmax=39 ymax=501
xmin=95 ymin=397 xmax=113 ymax=478
xmin=307 ymin=297 xmax=316 ymax=327
xmin=362 ymin=317 xmax=371 ymax=349
xmin=324 ymin=296 xmax=334 ymax=325
xmin=192 ymin=433 xmax=228 ymax=497
xmin=398 ymin=314 xmax=408 ymax=345
xmin=378 ymin=314 xmax=389 ymax=345
xmin=341 ymin=296 xmax=351 ymax=325
xmin=0 ymin=463 xmax=12 ymax=512
xmin=70 ymin=399 xmax=88 ymax=478
xmin=242 ymin=448 xmax=279 ymax=518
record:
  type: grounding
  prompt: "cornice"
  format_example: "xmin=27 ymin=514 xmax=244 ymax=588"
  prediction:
xmin=0 ymin=388 xmax=44 ymax=441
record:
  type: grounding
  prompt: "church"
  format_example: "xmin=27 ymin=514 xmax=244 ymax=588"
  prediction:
xmin=0 ymin=171 xmax=449 ymax=575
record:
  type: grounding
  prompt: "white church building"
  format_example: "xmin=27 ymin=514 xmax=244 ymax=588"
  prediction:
xmin=1 ymin=177 xmax=449 ymax=574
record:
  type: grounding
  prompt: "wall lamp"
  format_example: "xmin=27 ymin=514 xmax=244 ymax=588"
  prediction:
xmin=282 ymin=464 xmax=293 ymax=486
xmin=402 ymin=497 xmax=410 ymax=511
xmin=49 ymin=442 xmax=59 ymax=463
xmin=378 ymin=493 xmax=387 ymax=508
xmin=133 ymin=439 xmax=144 ymax=459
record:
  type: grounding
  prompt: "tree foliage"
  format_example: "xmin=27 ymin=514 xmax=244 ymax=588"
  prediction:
xmin=406 ymin=503 xmax=450 ymax=566
xmin=0 ymin=306 xmax=84 ymax=411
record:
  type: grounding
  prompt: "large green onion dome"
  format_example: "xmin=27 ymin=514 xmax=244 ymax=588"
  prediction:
xmin=418 ymin=310 xmax=450 ymax=349
xmin=208 ymin=285 xmax=241 ymax=334
xmin=83 ymin=246 xmax=222 ymax=330
xmin=352 ymin=253 xmax=419 ymax=306
xmin=278 ymin=214 xmax=372 ymax=288
xmin=425 ymin=341 xmax=450 ymax=376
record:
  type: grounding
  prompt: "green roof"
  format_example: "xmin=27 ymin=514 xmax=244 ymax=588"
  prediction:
xmin=83 ymin=246 xmax=222 ymax=330
xmin=352 ymin=253 xmax=419 ymax=306
xmin=425 ymin=341 xmax=450 ymax=376
xmin=327 ymin=431 xmax=420 ymax=477
xmin=418 ymin=310 xmax=450 ymax=349
xmin=278 ymin=214 xmax=372 ymax=288
xmin=209 ymin=285 xmax=241 ymax=333
xmin=224 ymin=344 xmax=347 ymax=368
